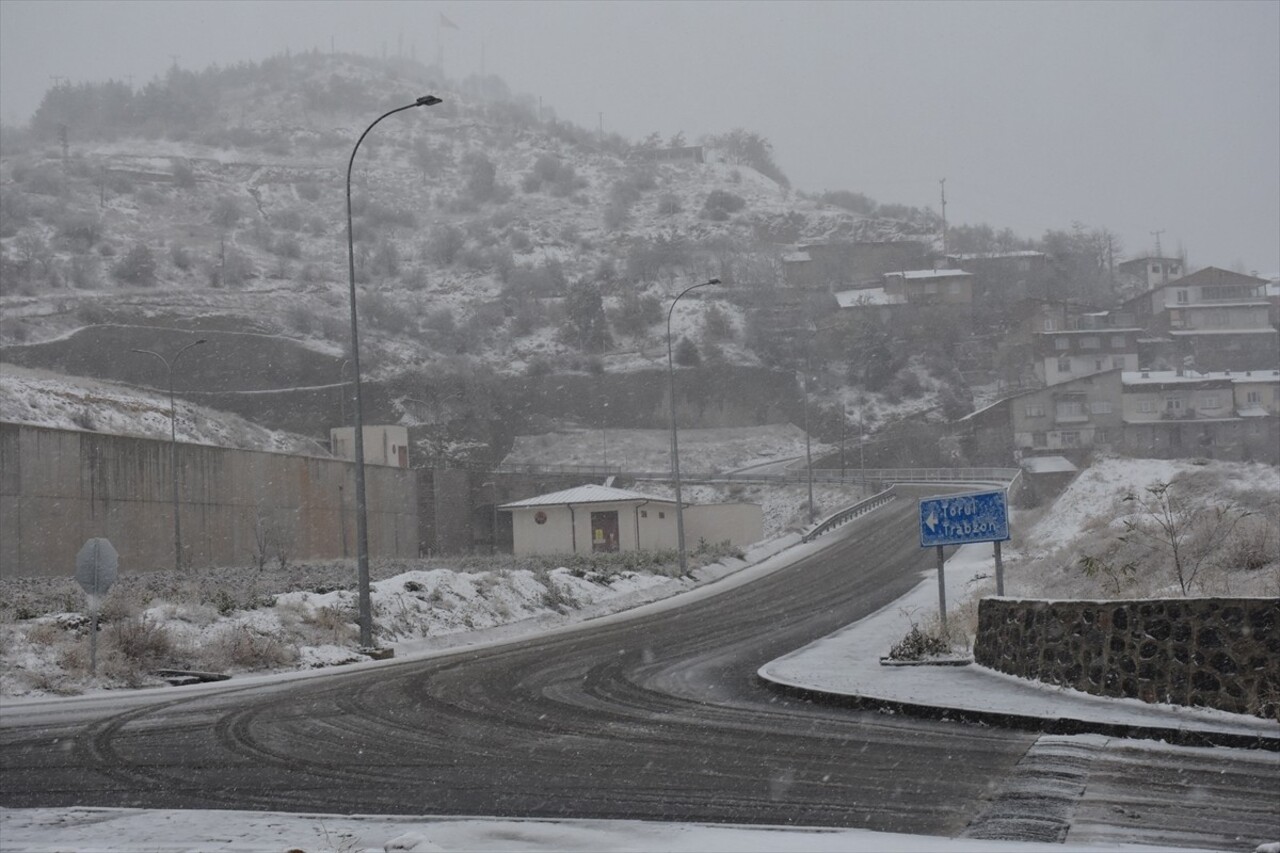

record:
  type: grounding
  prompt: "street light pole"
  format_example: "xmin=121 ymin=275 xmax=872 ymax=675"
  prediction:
xmin=666 ymin=277 xmax=722 ymax=575
xmin=347 ymin=94 xmax=441 ymax=650
xmin=132 ymin=338 xmax=207 ymax=571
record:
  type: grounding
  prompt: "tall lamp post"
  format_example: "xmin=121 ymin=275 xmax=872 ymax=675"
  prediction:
xmin=132 ymin=338 xmax=207 ymax=571
xmin=666 ymin=277 xmax=722 ymax=575
xmin=347 ymin=94 xmax=442 ymax=650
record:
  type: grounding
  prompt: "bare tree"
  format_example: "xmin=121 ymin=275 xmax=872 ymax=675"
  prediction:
xmin=1119 ymin=482 xmax=1251 ymax=596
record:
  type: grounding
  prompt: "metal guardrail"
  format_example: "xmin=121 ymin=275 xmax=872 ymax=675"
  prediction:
xmin=630 ymin=467 xmax=1020 ymax=485
xmin=493 ymin=462 xmax=625 ymax=476
xmin=801 ymin=485 xmax=898 ymax=543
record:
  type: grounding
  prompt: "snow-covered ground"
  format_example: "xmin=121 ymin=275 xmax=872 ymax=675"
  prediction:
xmin=0 ymin=807 xmax=1232 ymax=853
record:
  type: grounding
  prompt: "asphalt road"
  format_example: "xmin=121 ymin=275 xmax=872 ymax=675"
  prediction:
xmin=2 ymin=487 xmax=1276 ymax=847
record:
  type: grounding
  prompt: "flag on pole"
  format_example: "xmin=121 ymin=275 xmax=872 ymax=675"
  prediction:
xmin=440 ymin=13 xmax=459 ymax=30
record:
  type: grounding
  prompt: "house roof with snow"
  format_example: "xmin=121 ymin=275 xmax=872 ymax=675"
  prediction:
xmin=500 ymin=484 xmax=678 ymax=510
xmin=1021 ymin=456 xmax=1078 ymax=475
xmin=947 ymin=250 xmax=1045 ymax=261
xmin=883 ymin=269 xmax=972 ymax=281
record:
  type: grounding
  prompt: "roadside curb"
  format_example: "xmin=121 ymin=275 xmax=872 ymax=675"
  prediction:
xmin=754 ymin=674 xmax=1280 ymax=751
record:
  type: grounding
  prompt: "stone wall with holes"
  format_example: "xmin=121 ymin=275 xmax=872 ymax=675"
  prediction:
xmin=974 ymin=597 xmax=1279 ymax=719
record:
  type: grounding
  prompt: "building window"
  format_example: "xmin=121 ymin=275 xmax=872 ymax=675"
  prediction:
xmin=1247 ymin=390 xmax=1262 ymax=404
xmin=640 ymin=510 xmax=648 ymax=518
xmin=1112 ymin=356 xmax=1127 ymax=369
xmin=1043 ymin=318 xmax=1056 ymax=331
xmin=1095 ymin=359 xmax=1105 ymax=371
xmin=1024 ymin=404 xmax=1045 ymax=417
xmin=1151 ymin=264 xmax=1161 ymax=274
xmin=1091 ymin=401 xmax=1113 ymax=414
xmin=1138 ymin=400 xmax=1156 ymax=413
xmin=1176 ymin=290 xmax=1189 ymax=304
xmin=1094 ymin=428 xmax=1108 ymax=443
xmin=1165 ymin=397 xmax=1183 ymax=412
xmin=658 ymin=511 xmax=666 ymax=519
xmin=1032 ymin=432 xmax=1047 ymax=447
xmin=1081 ymin=336 xmax=1100 ymax=349
xmin=1202 ymin=395 xmax=1221 ymax=410
xmin=1057 ymin=400 xmax=1086 ymax=419
xmin=1057 ymin=356 xmax=1071 ymax=373
xmin=1110 ymin=335 xmax=1126 ymax=349
xmin=1061 ymin=431 xmax=1080 ymax=446
xmin=1054 ymin=337 xmax=1070 ymax=350
xmin=1169 ymin=264 xmax=1181 ymax=276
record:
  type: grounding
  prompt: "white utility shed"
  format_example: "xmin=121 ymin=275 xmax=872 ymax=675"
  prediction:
xmin=500 ymin=484 xmax=763 ymax=558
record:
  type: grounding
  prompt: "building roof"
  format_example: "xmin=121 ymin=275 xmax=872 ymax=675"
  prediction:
xmin=947 ymin=250 xmax=1045 ymax=261
xmin=499 ymin=484 xmax=678 ymax=510
xmin=1166 ymin=328 xmax=1279 ymax=336
xmin=884 ymin=269 xmax=972 ymax=280
xmin=782 ymin=251 xmax=811 ymax=264
xmin=1021 ymin=456 xmax=1078 ymax=474
xmin=1123 ymin=370 xmax=1235 ymax=387
xmin=1162 ymin=266 xmax=1268 ymax=288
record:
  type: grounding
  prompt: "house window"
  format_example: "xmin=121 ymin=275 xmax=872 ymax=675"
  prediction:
xmin=1032 ymin=431 xmax=1047 ymax=447
xmin=1024 ymin=404 xmax=1045 ymax=417
xmin=1061 ymin=431 xmax=1080 ymax=447
xmin=1165 ymin=397 xmax=1183 ymax=412
xmin=1057 ymin=356 xmax=1071 ymax=373
xmin=1169 ymin=264 xmax=1181 ymax=276
xmin=640 ymin=510 xmax=648 ymax=518
xmin=1054 ymin=337 xmax=1070 ymax=350
xmin=949 ymin=280 xmax=963 ymax=295
xmin=1151 ymin=264 xmax=1161 ymax=274
xmin=1081 ymin=336 xmax=1100 ymax=349
xmin=1110 ymin=335 xmax=1126 ymax=349
xmin=1056 ymin=400 xmax=1086 ymax=419
xmin=1138 ymin=400 xmax=1156 ymax=413
xmin=1247 ymin=390 xmax=1262 ymax=404
xmin=1043 ymin=318 xmax=1056 ymax=331
xmin=1112 ymin=356 xmax=1127 ymax=369
xmin=1094 ymin=428 xmax=1109 ymax=443
xmin=1202 ymin=395 xmax=1221 ymax=410
xmin=1095 ymin=359 xmax=1105 ymax=371
xmin=658 ymin=511 xmax=666 ymax=519
xmin=1091 ymin=401 xmax=1113 ymax=414
xmin=1176 ymin=290 xmax=1189 ymax=304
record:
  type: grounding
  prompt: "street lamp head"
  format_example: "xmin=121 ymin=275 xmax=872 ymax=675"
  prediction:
xmin=416 ymin=95 xmax=444 ymax=107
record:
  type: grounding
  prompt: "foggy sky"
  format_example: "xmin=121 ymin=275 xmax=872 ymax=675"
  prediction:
xmin=2 ymin=0 xmax=1277 ymax=274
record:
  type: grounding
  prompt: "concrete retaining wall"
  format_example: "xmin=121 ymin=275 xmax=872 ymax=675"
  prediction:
xmin=974 ymin=597 xmax=1280 ymax=719
xmin=0 ymin=423 xmax=418 ymax=577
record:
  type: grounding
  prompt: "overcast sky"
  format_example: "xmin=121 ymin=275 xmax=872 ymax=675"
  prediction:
xmin=2 ymin=0 xmax=1277 ymax=274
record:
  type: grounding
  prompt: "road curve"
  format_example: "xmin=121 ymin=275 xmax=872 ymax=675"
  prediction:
xmin=2 ymin=487 xmax=1274 ymax=846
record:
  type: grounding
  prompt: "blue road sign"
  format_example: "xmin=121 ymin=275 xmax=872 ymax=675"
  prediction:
xmin=919 ymin=490 xmax=1010 ymax=547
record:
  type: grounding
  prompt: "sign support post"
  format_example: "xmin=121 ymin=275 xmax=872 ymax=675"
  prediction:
xmin=994 ymin=539 xmax=1004 ymax=596
xmin=935 ymin=544 xmax=947 ymax=633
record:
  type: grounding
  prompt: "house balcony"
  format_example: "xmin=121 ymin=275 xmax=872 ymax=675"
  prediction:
xmin=1054 ymin=413 xmax=1090 ymax=424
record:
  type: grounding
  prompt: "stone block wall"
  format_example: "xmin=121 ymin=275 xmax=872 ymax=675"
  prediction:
xmin=975 ymin=597 xmax=1279 ymax=719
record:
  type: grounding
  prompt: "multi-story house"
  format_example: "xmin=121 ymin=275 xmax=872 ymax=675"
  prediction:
xmin=946 ymin=250 xmax=1050 ymax=326
xmin=882 ymin=269 xmax=973 ymax=307
xmin=1034 ymin=326 xmax=1142 ymax=386
xmin=1120 ymin=368 xmax=1279 ymax=462
xmin=1120 ymin=267 xmax=1278 ymax=371
xmin=959 ymin=369 xmax=1124 ymax=465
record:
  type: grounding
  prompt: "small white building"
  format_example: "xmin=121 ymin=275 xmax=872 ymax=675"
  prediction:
xmin=329 ymin=425 xmax=410 ymax=468
xmin=500 ymin=484 xmax=763 ymax=558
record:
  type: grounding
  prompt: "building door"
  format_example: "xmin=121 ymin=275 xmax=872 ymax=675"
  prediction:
xmin=591 ymin=511 xmax=620 ymax=553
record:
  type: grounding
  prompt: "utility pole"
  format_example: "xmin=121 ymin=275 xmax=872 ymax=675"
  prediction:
xmin=939 ymin=178 xmax=948 ymax=259
xmin=1151 ymin=229 xmax=1167 ymax=284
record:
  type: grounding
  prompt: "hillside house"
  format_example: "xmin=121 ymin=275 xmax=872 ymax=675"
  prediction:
xmin=947 ymin=250 xmax=1050 ymax=321
xmin=1117 ymin=255 xmax=1186 ymax=291
xmin=1034 ymin=325 xmax=1142 ymax=386
xmin=782 ymin=240 xmax=929 ymax=290
xmin=1119 ymin=267 xmax=1278 ymax=371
